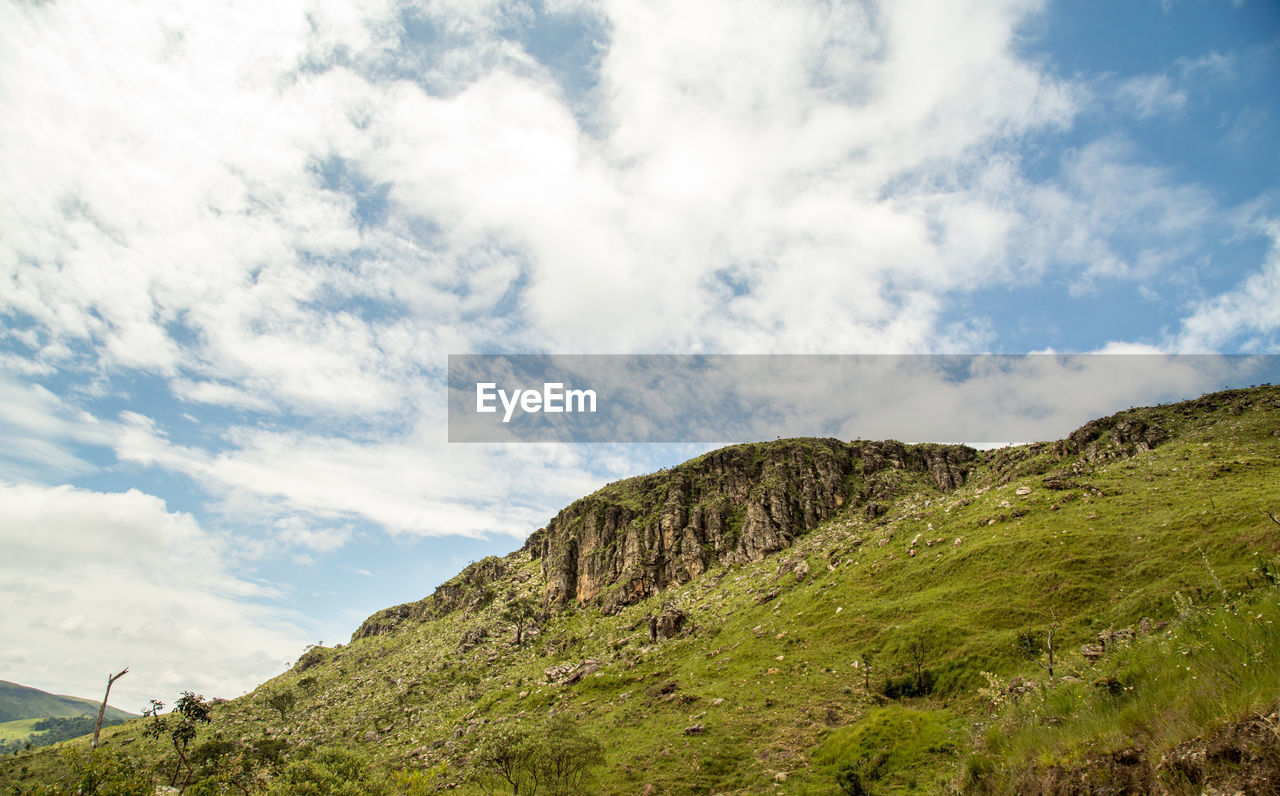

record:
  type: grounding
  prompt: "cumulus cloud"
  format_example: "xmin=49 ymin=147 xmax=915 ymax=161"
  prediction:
xmin=0 ymin=482 xmax=307 ymax=711
xmin=1176 ymin=223 xmax=1280 ymax=352
xmin=111 ymin=411 xmax=632 ymax=538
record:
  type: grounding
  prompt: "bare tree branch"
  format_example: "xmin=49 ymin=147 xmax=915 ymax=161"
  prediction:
xmin=91 ymin=667 xmax=128 ymax=750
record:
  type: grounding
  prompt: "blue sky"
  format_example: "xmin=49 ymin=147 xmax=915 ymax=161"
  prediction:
xmin=1 ymin=0 xmax=1277 ymax=711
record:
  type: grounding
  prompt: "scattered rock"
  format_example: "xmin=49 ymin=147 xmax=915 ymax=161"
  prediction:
xmin=774 ymin=772 xmax=788 ymax=783
xmin=684 ymin=723 xmax=706 ymax=735
xmin=1081 ymin=644 xmax=1105 ymax=662
xmin=649 ymin=602 xmax=689 ymax=641
xmin=458 ymin=625 xmax=489 ymax=651
xmin=1016 ymin=486 xmax=1032 ymax=495
xmin=756 ymin=588 xmax=780 ymax=605
xmin=792 ymin=559 xmax=810 ymax=582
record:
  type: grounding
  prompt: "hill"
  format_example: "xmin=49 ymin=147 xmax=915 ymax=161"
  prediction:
xmin=0 ymin=681 xmax=134 ymax=725
xmin=2 ymin=385 xmax=1278 ymax=794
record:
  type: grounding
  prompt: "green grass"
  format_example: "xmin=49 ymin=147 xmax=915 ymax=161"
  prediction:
xmin=0 ymin=719 xmax=42 ymax=743
xmin=961 ymin=579 xmax=1280 ymax=793
xmin=3 ymin=386 xmax=1278 ymax=794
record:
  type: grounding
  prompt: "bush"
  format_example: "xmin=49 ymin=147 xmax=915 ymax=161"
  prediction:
xmin=265 ymin=746 xmax=389 ymax=796
xmin=817 ymin=706 xmax=955 ymax=794
xmin=473 ymin=716 xmax=604 ymax=795
xmin=882 ymin=669 xmax=935 ymax=699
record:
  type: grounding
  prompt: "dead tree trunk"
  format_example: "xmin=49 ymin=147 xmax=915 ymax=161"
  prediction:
xmin=91 ymin=668 xmax=128 ymax=750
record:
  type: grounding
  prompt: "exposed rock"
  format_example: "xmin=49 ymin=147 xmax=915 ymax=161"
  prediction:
xmin=684 ymin=723 xmax=705 ymax=735
xmin=1056 ymin=412 xmax=1168 ymax=463
xmin=649 ymin=602 xmax=689 ymax=642
xmin=527 ymin=438 xmax=976 ymax=609
xmin=458 ymin=626 xmax=489 ymax=651
xmin=544 ymin=659 xmax=601 ymax=686
xmin=1080 ymin=644 xmax=1105 ymax=662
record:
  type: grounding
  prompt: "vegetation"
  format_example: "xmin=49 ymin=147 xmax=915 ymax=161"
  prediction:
xmin=1 ymin=386 xmax=1276 ymax=793
xmin=0 ymin=717 xmax=124 ymax=755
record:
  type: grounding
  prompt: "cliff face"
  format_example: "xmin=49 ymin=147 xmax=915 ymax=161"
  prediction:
xmin=524 ymin=438 xmax=977 ymax=611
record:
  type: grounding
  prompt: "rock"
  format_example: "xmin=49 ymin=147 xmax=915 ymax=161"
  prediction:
xmin=643 ymin=784 xmax=657 ymax=795
xmin=458 ymin=626 xmax=489 ymax=651
xmin=1016 ymin=486 xmax=1032 ymax=495
xmin=954 ymin=537 xmax=963 ymax=546
xmin=545 ymin=659 xmax=601 ymax=686
xmin=526 ymin=438 xmax=976 ymax=609
xmin=756 ymin=588 xmax=780 ymax=605
xmin=649 ymin=602 xmax=689 ymax=641
xmin=711 ymin=698 xmax=725 ymax=706
xmin=792 ymin=560 xmax=810 ymax=582
xmin=774 ymin=772 xmax=788 ymax=783
xmin=684 ymin=723 xmax=706 ymax=735
xmin=1081 ymin=644 xmax=1105 ymax=662
xmin=1138 ymin=617 xmax=1153 ymax=636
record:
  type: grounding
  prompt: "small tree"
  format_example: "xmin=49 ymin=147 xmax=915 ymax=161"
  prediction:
xmin=143 ymin=691 xmax=212 ymax=790
xmin=1017 ymin=612 xmax=1062 ymax=685
xmin=267 ymin=689 xmax=297 ymax=722
xmin=858 ymin=649 xmax=876 ymax=692
xmin=907 ymin=637 xmax=928 ymax=693
xmin=537 ymin=715 xmax=603 ymax=794
xmin=501 ymin=596 xmax=540 ymax=647
xmin=475 ymin=724 xmax=538 ymax=795
xmin=474 ymin=717 xmax=603 ymax=795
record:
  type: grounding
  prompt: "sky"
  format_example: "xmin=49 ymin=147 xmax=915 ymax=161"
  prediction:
xmin=1 ymin=0 xmax=1277 ymax=713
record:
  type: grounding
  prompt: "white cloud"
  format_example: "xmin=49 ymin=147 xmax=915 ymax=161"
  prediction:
xmin=1176 ymin=223 xmax=1280 ymax=352
xmin=1115 ymin=73 xmax=1188 ymax=118
xmin=112 ymin=413 xmax=623 ymax=539
xmin=0 ymin=482 xmax=307 ymax=711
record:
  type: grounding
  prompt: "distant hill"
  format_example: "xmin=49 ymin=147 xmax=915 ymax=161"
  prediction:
xmin=0 ymin=681 xmax=135 ymax=724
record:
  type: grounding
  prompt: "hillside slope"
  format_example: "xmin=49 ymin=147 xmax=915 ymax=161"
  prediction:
xmin=0 ymin=681 xmax=134 ymax=724
xmin=3 ymin=386 xmax=1279 ymax=794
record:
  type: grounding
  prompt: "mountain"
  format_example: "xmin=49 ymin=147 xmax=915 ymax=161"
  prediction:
xmin=0 ymin=681 xmax=134 ymax=724
xmin=2 ymin=385 xmax=1279 ymax=794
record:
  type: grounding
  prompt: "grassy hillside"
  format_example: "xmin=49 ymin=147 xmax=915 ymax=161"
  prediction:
xmin=0 ymin=683 xmax=135 ymax=757
xmin=2 ymin=386 xmax=1278 ymax=794
xmin=0 ymin=721 xmax=43 ymax=744
xmin=0 ymin=681 xmax=134 ymax=724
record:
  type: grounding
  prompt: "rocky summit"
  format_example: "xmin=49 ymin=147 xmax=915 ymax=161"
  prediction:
xmin=4 ymin=386 xmax=1280 ymax=795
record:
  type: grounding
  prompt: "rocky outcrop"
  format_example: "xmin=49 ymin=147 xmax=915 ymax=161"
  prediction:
xmin=1056 ymin=412 xmax=1168 ymax=463
xmin=352 ymin=556 xmax=508 ymax=640
xmin=524 ymin=438 xmax=977 ymax=610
